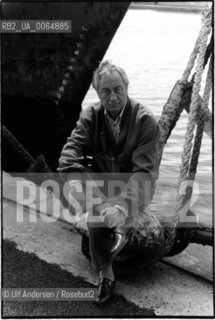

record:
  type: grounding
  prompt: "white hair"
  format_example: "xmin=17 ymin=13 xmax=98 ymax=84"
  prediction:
xmin=92 ymin=60 xmax=129 ymax=91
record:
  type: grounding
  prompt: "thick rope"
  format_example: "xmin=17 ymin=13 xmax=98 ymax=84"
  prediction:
xmin=203 ymin=35 xmax=212 ymax=69
xmin=188 ymin=55 xmax=212 ymax=177
xmin=176 ymin=56 xmax=212 ymax=220
xmin=202 ymin=55 xmax=212 ymax=107
xmin=175 ymin=9 xmax=212 ymax=224
xmin=190 ymin=35 xmax=212 ymax=83
xmin=3 ymin=125 xmax=36 ymax=166
xmin=181 ymin=36 xmax=201 ymax=82
xmin=181 ymin=11 xmax=212 ymax=83
xmin=178 ymin=12 xmax=211 ymax=183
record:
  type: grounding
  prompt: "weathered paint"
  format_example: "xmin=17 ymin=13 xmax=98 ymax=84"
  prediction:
xmin=2 ymin=2 xmax=130 ymax=171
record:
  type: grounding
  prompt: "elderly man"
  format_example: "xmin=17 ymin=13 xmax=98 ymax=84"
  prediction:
xmin=58 ymin=60 xmax=160 ymax=304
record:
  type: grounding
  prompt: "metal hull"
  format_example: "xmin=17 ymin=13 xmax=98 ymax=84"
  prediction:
xmin=2 ymin=2 xmax=130 ymax=171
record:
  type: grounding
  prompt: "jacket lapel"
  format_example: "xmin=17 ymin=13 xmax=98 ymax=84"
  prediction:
xmin=117 ymin=98 xmax=131 ymax=151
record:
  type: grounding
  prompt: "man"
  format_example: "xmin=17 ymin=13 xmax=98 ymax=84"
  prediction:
xmin=58 ymin=60 xmax=160 ymax=304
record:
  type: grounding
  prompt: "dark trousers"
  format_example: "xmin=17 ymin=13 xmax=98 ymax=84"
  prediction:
xmin=88 ymin=226 xmax=116 ymax=271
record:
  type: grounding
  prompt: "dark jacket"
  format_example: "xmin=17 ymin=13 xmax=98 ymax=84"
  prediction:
xmin=58 ymin=97 xmax=160 ymax=219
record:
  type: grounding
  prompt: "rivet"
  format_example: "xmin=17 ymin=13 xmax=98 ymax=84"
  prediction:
xmin=59 ymin=87 xmax=64 ymax=93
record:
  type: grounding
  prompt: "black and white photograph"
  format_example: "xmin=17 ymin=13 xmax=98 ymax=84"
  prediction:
xmin=1 ymin=1 xmax=214 ymax=318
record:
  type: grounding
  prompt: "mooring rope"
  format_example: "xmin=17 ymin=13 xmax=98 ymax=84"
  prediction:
xmin=181 ymin=36 xmax=201 ymax=83
xmin=181 ymin=12 xmax=212 ymax=83
xmin=202 ymin=55 xmax=212 ymax=107
xmin=175 ymin=9 xmax=212 ymax=224
xmin=3 ymin=125 xmax=37 ymax=166
xmin=203 ymin=35 xmax=212 ymax=68
xmin=189 ymin=55 xmax=212 ymax=176
xmin=178 ymin=55 xmax=212 ymax=217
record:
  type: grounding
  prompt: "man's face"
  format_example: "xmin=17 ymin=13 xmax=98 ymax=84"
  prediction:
xmin=97 ymin=71 xmax=128 ymax=119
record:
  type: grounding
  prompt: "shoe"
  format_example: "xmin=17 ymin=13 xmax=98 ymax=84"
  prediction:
xmin=96 ymin=277 xmax=115 ymax=305
xmin=111 ymin=232 xmax=128 ymax=257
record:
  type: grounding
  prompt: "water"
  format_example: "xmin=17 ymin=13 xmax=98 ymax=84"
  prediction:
xmin=83 ymin=9 xmax=212 ymax=224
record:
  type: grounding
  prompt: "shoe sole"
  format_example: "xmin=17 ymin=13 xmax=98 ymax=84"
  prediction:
xmin=95 ymin=293 xmax=113 ymax=306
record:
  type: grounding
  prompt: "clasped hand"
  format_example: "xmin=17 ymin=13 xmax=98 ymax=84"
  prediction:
xmin=100 ymin=207 xmax=126 ymax=228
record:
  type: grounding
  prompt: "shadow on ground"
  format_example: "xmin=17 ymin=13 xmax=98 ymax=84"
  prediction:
xmin=2 ymin=239 xmax=155 ymax=317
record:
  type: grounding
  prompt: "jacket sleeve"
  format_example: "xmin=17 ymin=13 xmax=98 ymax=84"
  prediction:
xmin=114 ymin=115 xmax=160 ymax=219
xmin=58 ymin=107 xmax=93 ymax=175
xmin=58 ymin=107 xmax=110 ymax=207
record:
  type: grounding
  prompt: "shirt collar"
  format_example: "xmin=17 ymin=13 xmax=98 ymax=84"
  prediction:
xmin=104 ymin=99 xmax=127 ymax=124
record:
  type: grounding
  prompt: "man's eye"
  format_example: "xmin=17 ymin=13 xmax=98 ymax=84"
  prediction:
xmin=102 ymin=89 xmax=110 ymax=95
xmin=115 ymin=88 xmax=122 ymax=93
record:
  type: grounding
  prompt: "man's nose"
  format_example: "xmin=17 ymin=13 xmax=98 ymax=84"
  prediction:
xmin=109 ymin=91 xmax=117 ymax=101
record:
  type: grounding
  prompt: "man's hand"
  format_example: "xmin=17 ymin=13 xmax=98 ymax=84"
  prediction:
xmin=101 ymin=207 xmax=126 ymax=228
